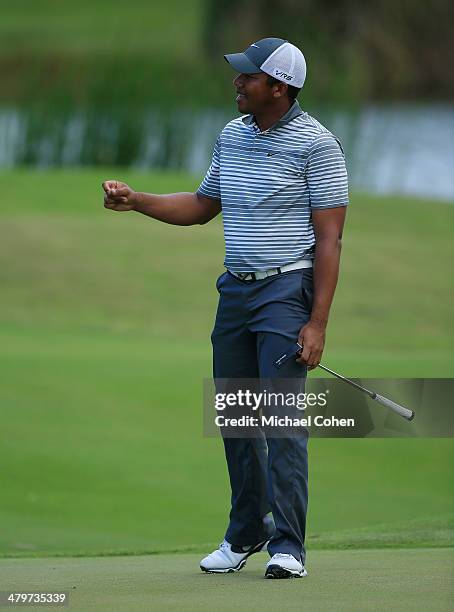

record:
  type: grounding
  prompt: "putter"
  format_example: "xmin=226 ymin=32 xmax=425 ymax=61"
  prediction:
xmin=274 ymin=343 xmax=415 ymax=421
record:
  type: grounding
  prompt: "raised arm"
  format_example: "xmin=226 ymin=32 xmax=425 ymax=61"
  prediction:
xmin=102 ymin=180 xmax=221 ymax=226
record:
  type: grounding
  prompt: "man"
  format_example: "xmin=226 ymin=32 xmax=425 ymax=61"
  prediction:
xmin=102 ymin=37 xmax=348 ymax=579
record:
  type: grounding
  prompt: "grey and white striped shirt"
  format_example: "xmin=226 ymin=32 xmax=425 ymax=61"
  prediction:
xmin=198 ymin=101 xmax=349 ymax=272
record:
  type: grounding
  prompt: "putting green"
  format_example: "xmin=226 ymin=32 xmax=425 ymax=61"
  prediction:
xmin=1 ymin=549 xmax=453 ymax=611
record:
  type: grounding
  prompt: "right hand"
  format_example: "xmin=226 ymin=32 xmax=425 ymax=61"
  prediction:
xmin=102 ymin=180 xmax=137 ymax=211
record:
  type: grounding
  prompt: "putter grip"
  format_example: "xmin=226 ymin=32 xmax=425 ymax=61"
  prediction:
xmin=373 ymin=394 xmax=415 ymax=421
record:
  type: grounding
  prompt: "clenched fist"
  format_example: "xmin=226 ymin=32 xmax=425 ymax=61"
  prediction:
xmin=102 ymin=180 xmax=138 ymax=211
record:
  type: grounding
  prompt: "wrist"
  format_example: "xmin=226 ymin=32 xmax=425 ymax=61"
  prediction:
xmin=131 ymin=191 xmax=142 ymax=211
xmin=308 ymin=316 xmax=328 ymax=330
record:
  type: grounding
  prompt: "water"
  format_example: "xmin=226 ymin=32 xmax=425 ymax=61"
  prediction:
xmin=1 ymin=104 xmax=453 ymax=201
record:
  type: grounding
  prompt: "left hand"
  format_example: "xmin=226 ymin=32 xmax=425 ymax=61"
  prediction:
xmin=296 ymin=321 xmax=326 ymax=370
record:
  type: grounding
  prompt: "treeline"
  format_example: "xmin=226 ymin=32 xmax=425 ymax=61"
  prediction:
xmin=2 ymin=0 xmax=452 ymax=110
xmin=203 ymin=0 xmax=453 ymax=101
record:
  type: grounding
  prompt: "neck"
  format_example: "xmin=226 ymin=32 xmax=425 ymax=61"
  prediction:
xmin=254 ymin=99 xmax=293 ymax=132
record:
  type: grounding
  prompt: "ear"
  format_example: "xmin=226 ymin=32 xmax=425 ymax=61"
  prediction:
xmin=273 ymin=81 xmax=288 ymax=99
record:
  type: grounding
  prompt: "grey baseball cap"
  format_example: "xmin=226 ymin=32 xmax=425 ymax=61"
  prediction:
xmin=224 ymin=37 xmax=307 ymax=89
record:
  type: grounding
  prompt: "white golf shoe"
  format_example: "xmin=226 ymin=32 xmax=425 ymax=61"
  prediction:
xmin=265 ymin=553 xmax=308 ymax=579
xmin=200 ymin=539 xmax=268 ymax=573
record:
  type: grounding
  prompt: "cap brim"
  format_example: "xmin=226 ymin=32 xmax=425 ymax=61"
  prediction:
xmin=224 ymin=52 xmax=261 ymax=74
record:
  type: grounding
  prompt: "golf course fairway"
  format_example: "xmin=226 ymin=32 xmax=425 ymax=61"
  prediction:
xmin=1 ymin=169 xmax=453 ymax=609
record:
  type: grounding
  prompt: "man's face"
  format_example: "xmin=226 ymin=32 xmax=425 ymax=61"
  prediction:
xmin=233 ymin=72 xmax=277 ymax=114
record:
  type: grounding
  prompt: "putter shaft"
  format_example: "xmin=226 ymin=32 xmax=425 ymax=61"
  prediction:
xmin=274 ymin=343 xmax=414 ymax=421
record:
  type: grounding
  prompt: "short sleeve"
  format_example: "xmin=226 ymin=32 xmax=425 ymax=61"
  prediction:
xmin=306 ymin=133 xmax=349 ymax=209
xmin=197 ymin=136 xmax=221 ymax=200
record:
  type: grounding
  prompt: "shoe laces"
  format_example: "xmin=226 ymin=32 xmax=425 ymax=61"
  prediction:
xmin=219 ymin=540 xmax=231 ymax=552
xmin=272 ymin=553 xmax=294 ymax=560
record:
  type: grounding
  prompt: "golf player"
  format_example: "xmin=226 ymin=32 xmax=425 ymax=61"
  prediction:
xmin=102 ymin=37 xmax=348 ymax=579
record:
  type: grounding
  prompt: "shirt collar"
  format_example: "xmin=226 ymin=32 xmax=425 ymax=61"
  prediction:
xmin=241 ymin=100 xmax=303 ymax=132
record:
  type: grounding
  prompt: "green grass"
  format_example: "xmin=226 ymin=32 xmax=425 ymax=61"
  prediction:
xmin=0 ymin=0 xmax=227 ymax=109
xmin=0 ymin=168 xmax=453 ymax=560
xmin=0 ymin=0 xmax=204 ymax=57
xmin=1 ymin=550 xmax=454 ymax=611
xmin=1 ymin=168 xmax=453 ymax=356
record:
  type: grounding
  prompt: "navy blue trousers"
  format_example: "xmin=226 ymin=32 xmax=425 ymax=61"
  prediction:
xmin=211 ymin=268 xmax=313 ymax=563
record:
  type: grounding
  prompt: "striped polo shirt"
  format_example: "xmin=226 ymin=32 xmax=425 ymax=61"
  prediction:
xmin=197 ymin=100 xmax=349 ymax=272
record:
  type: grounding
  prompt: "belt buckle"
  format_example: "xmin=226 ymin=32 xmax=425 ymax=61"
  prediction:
xmin=237 ymin=272 xmax=254 ymax=281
